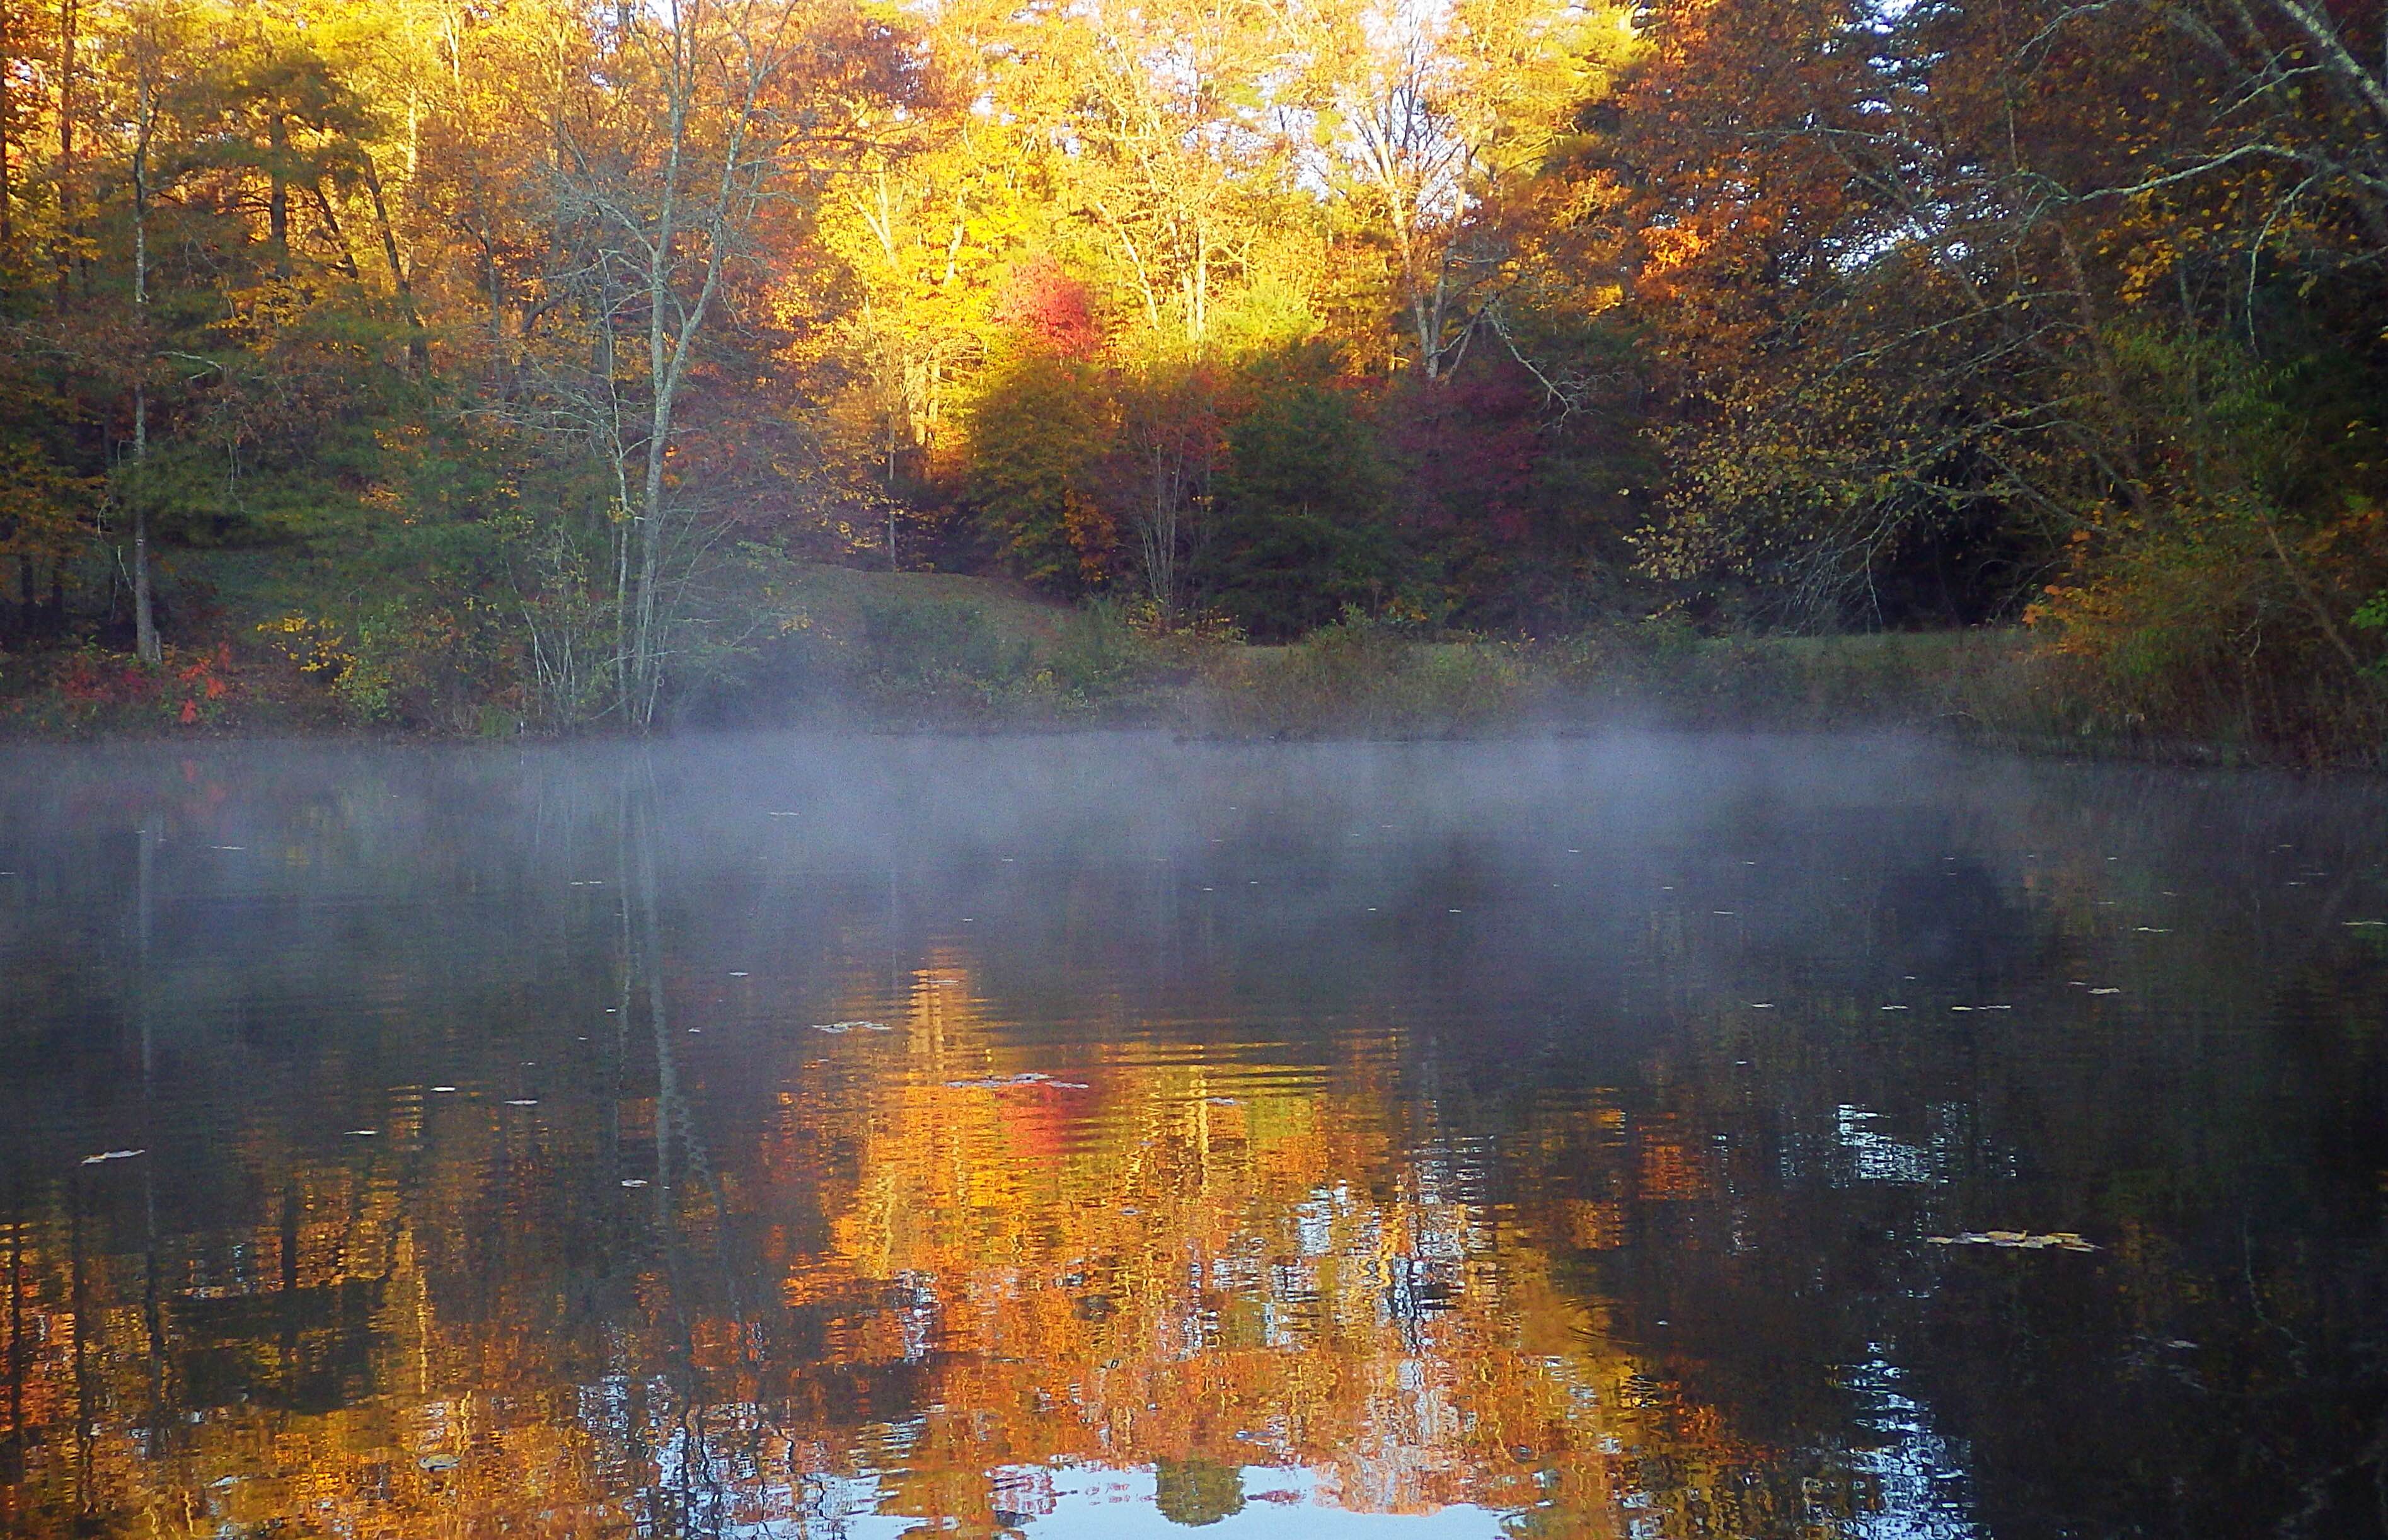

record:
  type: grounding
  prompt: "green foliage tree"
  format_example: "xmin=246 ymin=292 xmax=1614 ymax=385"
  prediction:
xmin=1202 ymin=359 xmax=1397 ymax=638
xmin=963 ymin=345 xmax=1119 ymax=594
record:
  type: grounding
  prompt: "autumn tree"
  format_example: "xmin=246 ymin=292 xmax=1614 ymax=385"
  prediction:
xmin=528 ymin=0 xmax=908 ymax=724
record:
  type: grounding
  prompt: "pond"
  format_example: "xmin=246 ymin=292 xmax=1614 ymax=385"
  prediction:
xmin=1 ymin=732 xmax=2384 ymax=1538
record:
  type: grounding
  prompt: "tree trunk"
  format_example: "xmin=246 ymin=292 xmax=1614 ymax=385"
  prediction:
xmin=631 ymin=29 xmax=693 ymax=731
xmin=358 ymin=150 xmax=429 ymax=371
xmin=54 ymin=0 xmax=75 ymax=311
xmin=478 ymin=234 xmax=507 ymax=393
xmin=1 ymin=0 xmax=14 ymax=262
xmin=267 ymin=110 xmax=291 ymax=277
xmin=308 ymin=181 xmax=361 ymax=279
xmin=131 ymin=71 xmax=158 ymax=663
xmin=132 ymin=494 xmax=155 ymax=662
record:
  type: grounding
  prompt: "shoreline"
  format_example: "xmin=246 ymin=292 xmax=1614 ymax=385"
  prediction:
xmin=6 ymin=571 xmax=2377 ymax=770
xmin=4 ymin=683 xmax=2375 ymax=778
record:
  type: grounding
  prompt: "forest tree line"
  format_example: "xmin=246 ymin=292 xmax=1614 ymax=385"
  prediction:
xmin=0 ymin=0 xmax=2382 ymax=742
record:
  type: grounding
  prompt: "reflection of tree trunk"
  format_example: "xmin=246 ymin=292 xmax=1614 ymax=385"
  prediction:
xmin=633 ymin=777 xmax=675 ymax=1212
xmin=3 ymin=1185 xmax=24 ymax=1489
xmin=626 ymin=763 xmax=693 ymax=1532
xmin=71 ymin=1184 xmax=95 ymax=1525
xmin=277 ymin=1181 xmax=302 ymax=1411
xmin=610 ymin=791 xmax=634 ymax=1180
xmin=621 ymin=759 xmax=746 ymax=1531
xmin=137 ymin=817 xmax=154 ymax=1066
xmin=137 ymin=816 xmax=168 ymax=1455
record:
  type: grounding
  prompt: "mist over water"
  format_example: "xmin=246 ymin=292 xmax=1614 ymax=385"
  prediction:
xmin=2 ymin=732 xmax=2384 ymax=1537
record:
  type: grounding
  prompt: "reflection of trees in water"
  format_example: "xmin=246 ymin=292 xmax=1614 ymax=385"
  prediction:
xmin=0 ymin=739 xmax=2382 ymax=1536
xmin=0 ymin=805 xmax=1785 ymax=1535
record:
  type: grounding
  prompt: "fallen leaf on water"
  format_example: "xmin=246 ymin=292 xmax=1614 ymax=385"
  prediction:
xmin=1927 ymin=1230 xmax=2097 ymax=1252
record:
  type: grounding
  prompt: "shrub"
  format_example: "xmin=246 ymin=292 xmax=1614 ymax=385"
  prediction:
xmin=857 ymin=597 xmax=1030 ymax=693
xmin=2027 ymin=498 xmax=2388 ymax=760
xmin=1046 ymin=600 xmax=1158 ymax=701
xmin=1202 ymin=613 xmax=1527 ymax=737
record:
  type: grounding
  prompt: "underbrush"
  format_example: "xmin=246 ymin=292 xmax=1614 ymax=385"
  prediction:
xmin=1193 ymin=619 xmax=1531 ymax=737
xmin=2025 ymin=507 xmax=2388 ymax=766
xmin=1190 ymin=618 xmax=2076 ymax=747
xmin=699 ymin=577 xmax=1203 ymax=726
xmin=0 ymin=639 xmax=335 ymax=737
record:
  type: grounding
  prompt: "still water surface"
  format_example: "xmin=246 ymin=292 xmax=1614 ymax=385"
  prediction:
xmin=2 ymin=732 xmax=2384 ymax=1539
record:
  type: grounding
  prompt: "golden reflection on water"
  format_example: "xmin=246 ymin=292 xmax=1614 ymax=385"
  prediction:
xmin=0 ymin=946 xmax=1810 ymax=1539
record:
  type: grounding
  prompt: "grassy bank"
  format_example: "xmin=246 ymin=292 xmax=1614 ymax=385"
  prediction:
xmin=1 ymin=558 xmax=2374 ymax=767
xmin=716 ymin=579 xmax=2297 ymax=764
